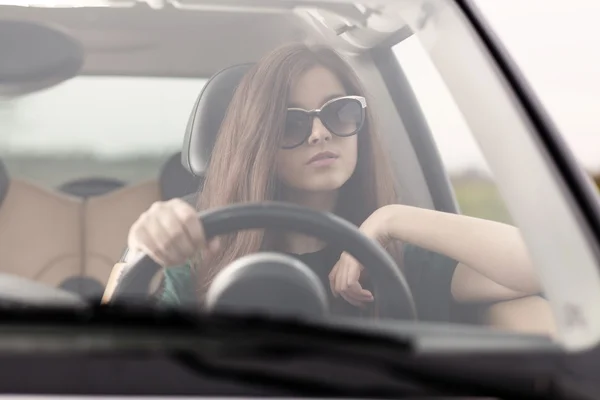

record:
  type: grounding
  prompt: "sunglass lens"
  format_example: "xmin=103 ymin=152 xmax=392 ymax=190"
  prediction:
xmin=321 ymin=98 xmax=363 ymax=136
xmin=283 ymin=109 xmax=311 ymax=148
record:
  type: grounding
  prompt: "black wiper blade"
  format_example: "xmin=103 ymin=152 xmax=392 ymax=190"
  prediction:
xmin=0 ymin=303 xmax=587 ymax=399
xmin=0 ymin=301 xmax=411 ymax=351
xmin=173 ymin=331 xmax=423 ymax=397
xmin=172 ymin=323 xmax=587 ymax=400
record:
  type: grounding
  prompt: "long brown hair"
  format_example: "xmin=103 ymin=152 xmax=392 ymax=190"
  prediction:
xmin=194 ymin=43 xmax=400 ymax=300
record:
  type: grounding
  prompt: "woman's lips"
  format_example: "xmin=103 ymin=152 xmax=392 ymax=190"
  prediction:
xmin=307 ymin=151 xmax=339 ymax=167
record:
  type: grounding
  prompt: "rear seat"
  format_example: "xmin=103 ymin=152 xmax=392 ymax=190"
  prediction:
xmin=0 ymin=161 xmax=82 ymax=288
xmin=83 ymin=152 xmax=200 ymax=297
xmin=0 ymin=152 xmax=200 ymax=300
xmin=83 ymin=179 xmax=160 ymax=295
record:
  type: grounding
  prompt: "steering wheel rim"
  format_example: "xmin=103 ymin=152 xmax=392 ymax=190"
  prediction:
xmin=113 ymin=202 xmax=417 ymax=320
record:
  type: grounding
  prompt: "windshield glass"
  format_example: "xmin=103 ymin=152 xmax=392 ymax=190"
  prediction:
xmin=474 ymin=0 xmax=600 ymax=183
xmin=1 ymin=0 xmax=597 ymax=354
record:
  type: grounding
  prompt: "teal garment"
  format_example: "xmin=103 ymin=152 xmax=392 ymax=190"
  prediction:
xmin=157 ymin=263 xmax=197 ymax=308
xmin=156 ymin=244 xmax=458 ymax=322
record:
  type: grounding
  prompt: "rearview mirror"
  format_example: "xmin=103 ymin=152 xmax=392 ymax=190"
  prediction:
xmin=0 ymin=19 xmax=83 ymax=98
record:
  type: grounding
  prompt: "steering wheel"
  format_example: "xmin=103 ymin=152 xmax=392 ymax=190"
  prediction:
xmin=112 ymin=202 xmax=417 ymax=320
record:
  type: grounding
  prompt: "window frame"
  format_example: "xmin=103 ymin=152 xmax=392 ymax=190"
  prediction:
xmin=370 ymin=40 xmax=460 ymax=215
xmin=374 ymin=0 xmax=600 ymax=351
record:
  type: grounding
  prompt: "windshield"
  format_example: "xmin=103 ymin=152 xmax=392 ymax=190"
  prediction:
xmin=475 ymin=0 xmax=600 ymax=179
xmin=0 ymin=0 xmax=598 ymax=356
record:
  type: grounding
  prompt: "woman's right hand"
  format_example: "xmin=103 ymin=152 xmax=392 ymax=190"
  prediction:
xmin=127 ymin=198 xmax=218 ymax=267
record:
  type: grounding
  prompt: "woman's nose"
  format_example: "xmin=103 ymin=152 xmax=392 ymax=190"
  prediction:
xmin=307 ymin=117 xmax=332 ymax=145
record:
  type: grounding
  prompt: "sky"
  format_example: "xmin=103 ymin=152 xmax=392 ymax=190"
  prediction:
xmin=470 ymin=0 xmax=600 ymax=172
xmin=0 ymin=1 xmax=598 ymax=174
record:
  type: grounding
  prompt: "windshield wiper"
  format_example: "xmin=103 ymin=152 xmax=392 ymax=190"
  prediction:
xmin=169 ymin=319 xmax=586 ymax=400
xmin=0 ymin=302 xmax=586 ymax=399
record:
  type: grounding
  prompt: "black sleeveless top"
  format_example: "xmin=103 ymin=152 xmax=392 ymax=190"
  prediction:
xmin=157 ymin=244 xmax=457 ymax=322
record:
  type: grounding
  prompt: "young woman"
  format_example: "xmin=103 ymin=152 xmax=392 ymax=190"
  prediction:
xmin=103 ymin=43 xmax=556 ymax=336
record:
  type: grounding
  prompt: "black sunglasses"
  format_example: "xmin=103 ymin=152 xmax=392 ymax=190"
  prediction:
xmin=282 ymin=95 xmax=366 ymax=149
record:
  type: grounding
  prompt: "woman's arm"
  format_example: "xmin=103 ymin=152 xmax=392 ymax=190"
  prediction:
xmin=484 ymin=296 xmax=557 ymax=338
xmin=382 ymin=205 xmax=540 ymax=302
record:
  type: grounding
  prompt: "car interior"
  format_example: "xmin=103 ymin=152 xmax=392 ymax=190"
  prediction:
xmin=8 ymin=3 xmax=600 ymax=398
xmin=0 ymin=2 xmax=508 ymax=324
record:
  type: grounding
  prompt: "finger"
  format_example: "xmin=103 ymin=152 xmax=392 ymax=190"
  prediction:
xmin=340 ymin=282 xmax=373 ymax=307
xmin=332 ymin=256 xmax=345 ymax=294
xmin=336 ymin=256 xmax=353 ymax=294
xmin=144 ymin=216 xmax=185 ymax=266
xmin=346 ymin=259 xmax=362 ymax=287
xmin=157 ymin=208 xmax=197 ymax=259
xmin=128 ymin=207 xmax=177 ymax=266
xmin=132 ymin=226 xmax=173 ymax=267
xmin=328 ymin=261 xmax=338 ymax=282
xmin=334 ymin=260 xmax=347 ymax=294
xmin=346 ymin=283 xmax=374 ymax=301
xmin=150 ymin=216 xmax=188 ymax=265
xmin=329 ymin=262 xmax=340 ymax=297
xmin=171 ymin=199 xmax=207 ymax=250
xmin=340 ymin=292 xmax=365 ymax=307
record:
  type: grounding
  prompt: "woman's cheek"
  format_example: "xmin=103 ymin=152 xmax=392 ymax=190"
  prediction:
xmin=275 ymin=153 xmax=303 ymax=186
xmin=343 ymin=138 xmax=359 ymax=175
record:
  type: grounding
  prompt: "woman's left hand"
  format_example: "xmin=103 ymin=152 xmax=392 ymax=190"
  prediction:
xmin=328 ymin=206 xmax=392 ymax=307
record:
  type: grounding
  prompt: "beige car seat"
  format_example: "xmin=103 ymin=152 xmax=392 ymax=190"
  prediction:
xmin=82 ymin=152 xmax=200 ymax=298
xmin=0 ymin=152 xmax=199 ymax=301
xmin=0 ymin=161 xmax=83 ymax=289
xmin=82 ymin=179 xmax=161 ymax=296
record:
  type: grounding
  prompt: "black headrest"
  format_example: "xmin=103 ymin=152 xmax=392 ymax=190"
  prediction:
xmin=58 ymin=177 xmax=125 ymax=198
xmin=159 ymin=152 xmax=202 ymax=200
xmin=181 ymin=63 xmax=253 ymax=177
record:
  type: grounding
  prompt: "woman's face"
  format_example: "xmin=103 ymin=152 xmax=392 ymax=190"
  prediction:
xmin=275 ymin=66 xmax=359 ymax=193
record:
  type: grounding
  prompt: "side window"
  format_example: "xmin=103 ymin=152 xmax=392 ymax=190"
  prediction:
xmin=392 ymin=37 xmax=513 ymax=224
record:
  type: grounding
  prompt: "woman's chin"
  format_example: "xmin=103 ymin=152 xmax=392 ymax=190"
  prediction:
xmin=297 ymin=177 xmax=347 ymax=193
xmin=281 ymin=171 xmax=352 ymax=195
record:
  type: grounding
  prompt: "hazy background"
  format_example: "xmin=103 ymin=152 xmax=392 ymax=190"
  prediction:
xmin=404 ymin=0 xmax=600 ymax=222
xmin=477 ymin=0 xmax=600 ymax=174
xmin=401 ymin=0 xmax=600 ymax=175
xmin=0 ymin=1 xmax=598 ymax=224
